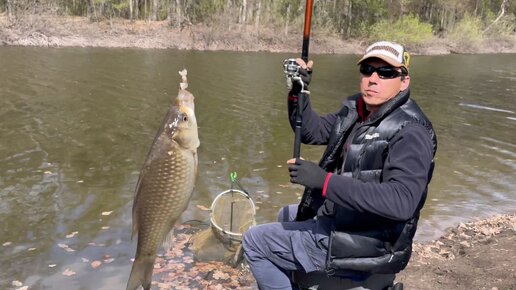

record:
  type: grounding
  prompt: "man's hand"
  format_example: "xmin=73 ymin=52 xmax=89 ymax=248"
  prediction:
xmin=287 ymin=158 xmax=327 ymax=190
xmin=288 ymin=58 xmax=313 ymax=96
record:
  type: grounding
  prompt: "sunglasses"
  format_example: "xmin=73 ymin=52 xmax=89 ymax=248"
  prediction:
xmin=359 ymin=64 xmax=403 ymax=79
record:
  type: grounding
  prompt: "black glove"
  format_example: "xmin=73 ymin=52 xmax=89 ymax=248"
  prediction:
xmin=288 ymin=158 xmax=327 ymax=190
xmin=290 ymin=66 xmax=312 ymax=96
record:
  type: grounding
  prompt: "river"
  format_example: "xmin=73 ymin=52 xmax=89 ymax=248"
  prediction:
xmin=0 ymin=47 xmax=515 ymax=289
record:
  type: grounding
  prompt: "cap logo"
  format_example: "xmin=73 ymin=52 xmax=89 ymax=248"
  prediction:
xmin=367 ymin=45 xmax=400 ymax=57
xmin=403 ymin=51 xmax=410 ymax=66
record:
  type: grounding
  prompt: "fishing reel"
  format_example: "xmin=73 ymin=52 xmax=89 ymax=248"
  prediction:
xmin=283 ymin=58 xmax=301 ymax=78
xmin=283 ymin=58 xmax=309 ymax=94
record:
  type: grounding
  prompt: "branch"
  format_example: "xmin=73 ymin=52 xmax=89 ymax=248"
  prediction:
xmin=483 ymin=0 xmax=508 ymax=33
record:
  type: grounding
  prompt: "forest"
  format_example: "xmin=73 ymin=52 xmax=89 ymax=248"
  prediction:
xmin=1 ymin=0 xmax=515 ymax=47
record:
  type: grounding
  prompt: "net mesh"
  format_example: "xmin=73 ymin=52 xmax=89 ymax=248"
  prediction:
xmin=210 ymin=189 xmax=255 ymax=245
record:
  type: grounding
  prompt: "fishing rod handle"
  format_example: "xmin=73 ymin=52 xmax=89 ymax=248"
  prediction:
xmin=293 ymin=93 xmax=305 ymax=158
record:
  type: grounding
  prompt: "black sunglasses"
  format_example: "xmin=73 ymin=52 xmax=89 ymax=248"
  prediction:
xmin=359 ymin=64 xmax=403 ymax=79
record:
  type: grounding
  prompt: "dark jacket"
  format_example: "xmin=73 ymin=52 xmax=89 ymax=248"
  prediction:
xmin=288 ymin=89 xmax=437 ymax=276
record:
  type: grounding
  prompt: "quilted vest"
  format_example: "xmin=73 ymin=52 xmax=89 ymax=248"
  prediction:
xmin=297 ymin=89 xmax=437 ymax=275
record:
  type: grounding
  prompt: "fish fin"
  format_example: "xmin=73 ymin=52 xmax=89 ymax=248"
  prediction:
xmin=162 ymin=227 xmax=176 ymax=250
xmin=131 ymin=184 xmax=143 ymax=240
xmin=130 ymin=208 xmax=139 ymax=240
xmin=179 ymin=69 xmax=188 ymax=90
xmin=126 ymin=255 xmax=155 ymax=290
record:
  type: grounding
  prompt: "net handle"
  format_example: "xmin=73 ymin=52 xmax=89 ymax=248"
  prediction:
xmin=230 ymin=172 xmax=251 ymax=198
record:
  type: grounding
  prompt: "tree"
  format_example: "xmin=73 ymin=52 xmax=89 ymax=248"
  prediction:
xmin=151 ymin=0 xmax=158 ymax=20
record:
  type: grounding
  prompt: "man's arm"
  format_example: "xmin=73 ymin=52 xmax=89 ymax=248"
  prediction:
xmin=287 ymin=94 xmax=337 ymax=145
xmin=323 ymin=123 xmax=434 ymax=221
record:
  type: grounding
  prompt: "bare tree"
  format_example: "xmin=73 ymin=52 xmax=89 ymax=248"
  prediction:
xmin=6 ymin=0 xmax=13 ymax=18
xmin=129 ymin=0 xmax=133 ymax=20
xmin=89 ymin=0 xmax=97 ymax=19
xmin=255 ymin=0 xmax=261 ymax=30
xmin=176 ymin=0 xmax=183 ymax=27
xmin=240 ymin=0 xmax=247 ymax=24
xmin=151 ymin=0 xmax=158 ymax=20
xmin=284 ymin=3 xmax=290 ymax=36
xmin=483 ymin=0 xmax=509 ymax=33
xmin=345 ymin=0 xmax=352 ymax=37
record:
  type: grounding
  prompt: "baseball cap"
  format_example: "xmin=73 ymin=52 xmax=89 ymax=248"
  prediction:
xmin=357 ymin=41 xmax=410 ymax=73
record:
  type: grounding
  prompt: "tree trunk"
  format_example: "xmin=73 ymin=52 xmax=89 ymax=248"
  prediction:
xmin=175 ymin=0 xmax=182 ymax=27
xmin=284 ymin=3 xmax=290 ymax=36
xmin=144 ymin=0 xmax=147 ymax=21
xmin=166 ymin=0 xmax=172 ymax=22
xmin=6 ymin=0 xmax=13 ymax=18
xmin=255 ymin=0 xmax=261 ymax=30
xmin=89 ymin=0 xmax=97 ymax=19
xmin=240 ymin=0 xmax=247 ymax=24
xmin=346 ymin=0 xmax=352 ymax=37
xmin=483 ymin=0 xmax=509 ymax=33
xmin=134 ymin=0 xmax=139 ymax=19
xmin=151 ymin=0 xmax=158 ymax=21
xmin=427 ymin=2 xmax=433 ymax=22
xmin=129 ymin=0 xmax=133 ymax=20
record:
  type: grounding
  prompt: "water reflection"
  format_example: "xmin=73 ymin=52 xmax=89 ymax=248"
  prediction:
xmin=0 ymin=48 xmax=514 ymax=289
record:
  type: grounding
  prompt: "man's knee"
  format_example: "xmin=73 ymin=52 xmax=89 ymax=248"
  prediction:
xmin=242 ymin=227 xmax=255 ymax=251
xmin=242 ymin=224 xmax=265 ymax=254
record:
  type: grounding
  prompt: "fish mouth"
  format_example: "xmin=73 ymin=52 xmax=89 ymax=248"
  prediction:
xmin=175 ymin=91 xmax=195 ymax=110
xmin=175 ymin=98 xmax=194 ymax=107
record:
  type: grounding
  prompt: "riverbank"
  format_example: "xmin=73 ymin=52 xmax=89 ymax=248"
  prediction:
xmin=1 ymin=15 xmax=516 ymax=55
xmin=147 ymin=214 xmax=516 ymax=289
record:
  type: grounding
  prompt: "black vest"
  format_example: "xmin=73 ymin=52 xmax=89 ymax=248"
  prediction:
xmin=298 ymin=89 xmax=437 ymax=275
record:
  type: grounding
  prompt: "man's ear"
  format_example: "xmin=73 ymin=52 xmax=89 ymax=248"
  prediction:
xmin=400 ymin=75 xmax=410 ymax=91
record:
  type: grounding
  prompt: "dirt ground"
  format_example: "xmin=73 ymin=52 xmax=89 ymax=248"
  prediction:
xmin=396 ymin=214 xmax=516 ymax=290
xmin=152 ymin=214 xmax=515 ymax=290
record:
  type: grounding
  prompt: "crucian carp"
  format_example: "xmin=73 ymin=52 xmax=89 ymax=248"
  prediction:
xmin=127 ymin=69 xmax=199 ymax=290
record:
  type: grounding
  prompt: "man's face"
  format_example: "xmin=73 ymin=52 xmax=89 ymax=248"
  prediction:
xmin=359 ymin=58 xmax=410 ymax=111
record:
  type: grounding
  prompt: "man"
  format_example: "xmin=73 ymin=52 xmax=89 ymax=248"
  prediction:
xmin=242 ymin=41 xmax=437 ymax=290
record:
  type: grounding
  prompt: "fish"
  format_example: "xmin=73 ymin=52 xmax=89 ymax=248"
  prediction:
xmin=127 ymin=69 xmax=199 ymax=290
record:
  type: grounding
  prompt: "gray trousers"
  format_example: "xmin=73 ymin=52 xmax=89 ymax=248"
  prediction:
xmin=242 ymin=204 xmax=395 ymax=290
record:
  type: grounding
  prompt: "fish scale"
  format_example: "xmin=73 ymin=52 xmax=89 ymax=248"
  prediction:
xmin=127 ymin=69 xmax=199 ymax=290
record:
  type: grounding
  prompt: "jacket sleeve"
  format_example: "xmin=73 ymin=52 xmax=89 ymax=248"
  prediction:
xmin=288 ymin=93 xmax=338 ymax=145
xmin=323 ymin=123 xmax=435 ymax=221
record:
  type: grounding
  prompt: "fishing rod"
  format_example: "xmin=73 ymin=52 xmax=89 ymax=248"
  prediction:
xmin=293 ymin=0 xmax=314 ymax=158
xmin=301 ymin=0 xmax=313 ymax=63
xmin=288 ymin=0 xmax=321 ymax=222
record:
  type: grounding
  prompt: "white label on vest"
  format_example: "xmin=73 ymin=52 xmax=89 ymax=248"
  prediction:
xmin=365 ymin=133 xmax=380 ymax=140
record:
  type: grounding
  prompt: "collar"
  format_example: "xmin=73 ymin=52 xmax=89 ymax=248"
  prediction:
xmin=357 ymin=96 xmax=370 ymax=122
xmin=358 ymin=89 xmax=410 ymax=125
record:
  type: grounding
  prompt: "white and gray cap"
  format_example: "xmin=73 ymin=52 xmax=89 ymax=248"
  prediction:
xmin=357 ymin=41 xmax=410 ymax=73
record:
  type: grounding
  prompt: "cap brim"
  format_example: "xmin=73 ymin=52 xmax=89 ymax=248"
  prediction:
xmin=357 ymin=54 xmax=406 ymax=70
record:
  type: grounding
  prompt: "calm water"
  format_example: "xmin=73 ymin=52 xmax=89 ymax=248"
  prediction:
xmin=0 ymin=47 xmax=514 ymax=289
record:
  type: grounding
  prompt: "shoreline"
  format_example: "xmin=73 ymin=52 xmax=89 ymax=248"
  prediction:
xmin=397 ymin=213 xmax=516 ymax=289
xmin=149 ymin=213 xmax=516 ymax=289
xmin=1 ymin=16 xmax=516 ymax=55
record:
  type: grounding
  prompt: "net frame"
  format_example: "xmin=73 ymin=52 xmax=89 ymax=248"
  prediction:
xmin=209 ymin=189 xmax=256 ymax=243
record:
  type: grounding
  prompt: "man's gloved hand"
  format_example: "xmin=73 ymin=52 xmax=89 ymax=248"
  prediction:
xmin=288 ymin=58 xmax=313 ymax=96
xmin=288 ymin=158 xmax=327 ymax=190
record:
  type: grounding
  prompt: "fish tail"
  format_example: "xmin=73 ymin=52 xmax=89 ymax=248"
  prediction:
xmin=126 ymin=255 xmax=155 ymax=290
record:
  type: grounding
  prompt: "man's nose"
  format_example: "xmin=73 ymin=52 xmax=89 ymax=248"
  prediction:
xmin=368 ymin=72 xmax=380 ymax=83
